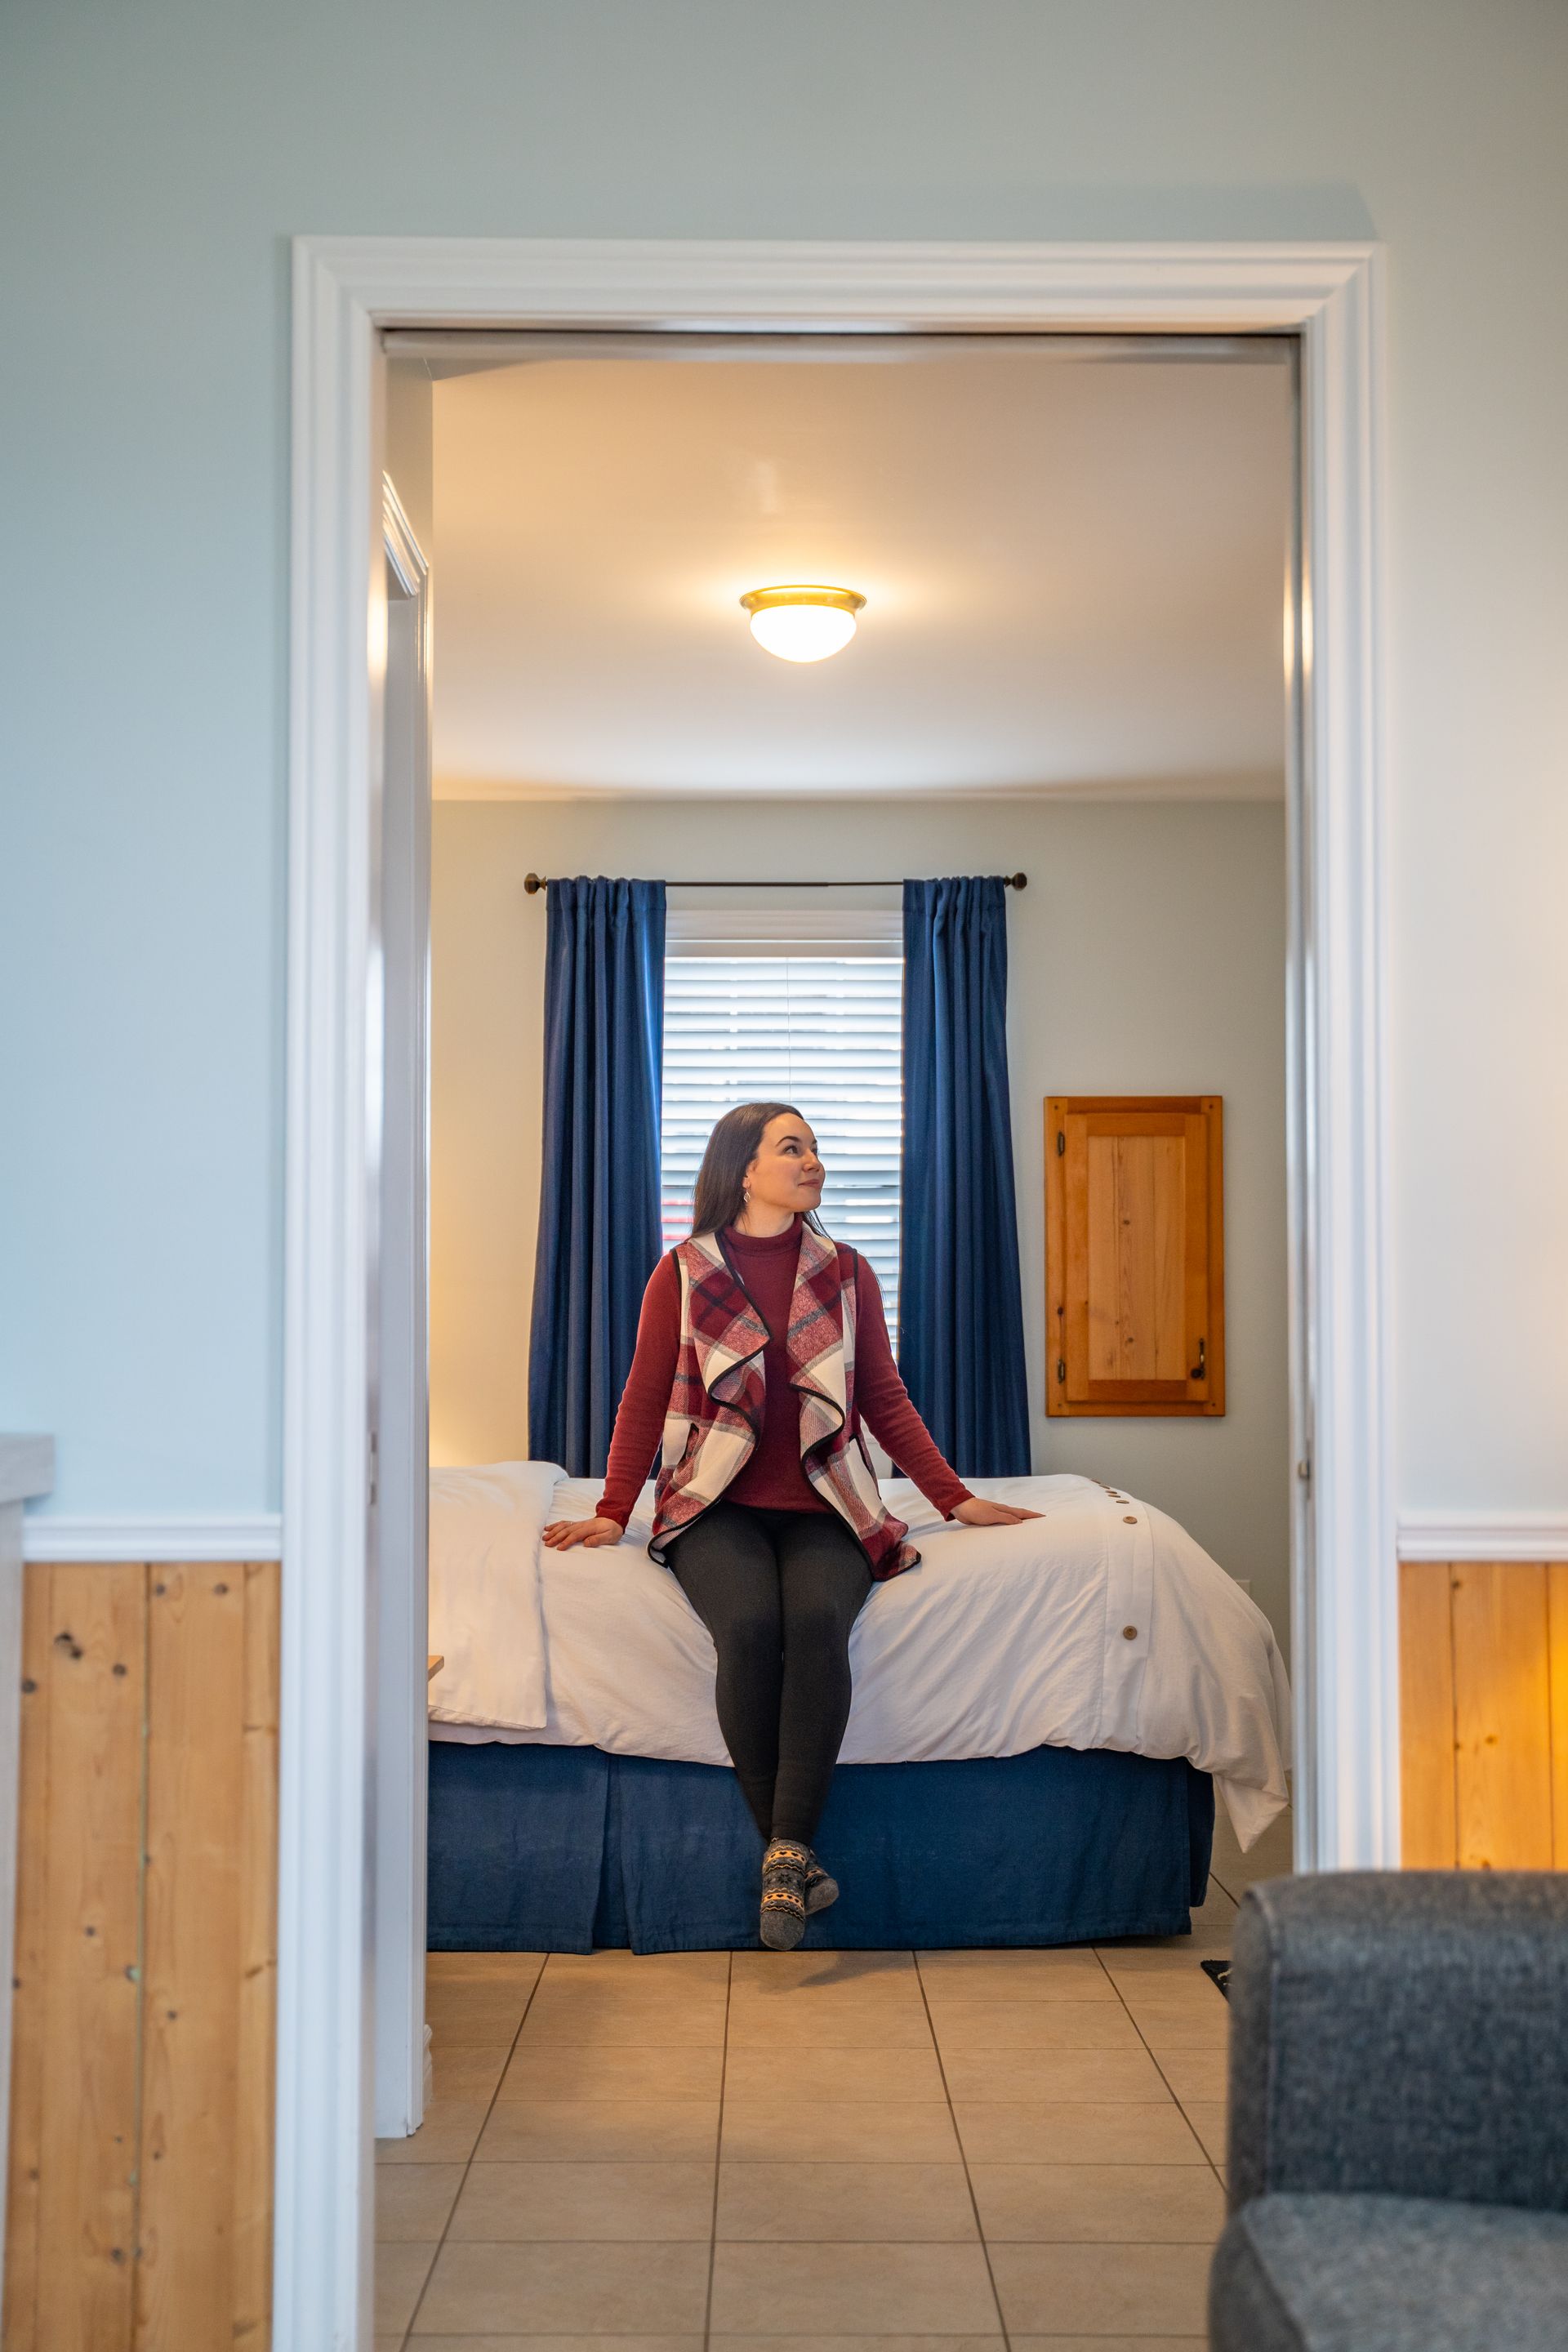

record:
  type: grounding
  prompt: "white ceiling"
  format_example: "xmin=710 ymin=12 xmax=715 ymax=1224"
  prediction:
xmin=428 ymin=342 xmax=1291 ymax=799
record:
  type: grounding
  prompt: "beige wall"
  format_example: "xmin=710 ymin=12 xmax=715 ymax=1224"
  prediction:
xmin=432 ymin=792 xmax=1290 ymax=1647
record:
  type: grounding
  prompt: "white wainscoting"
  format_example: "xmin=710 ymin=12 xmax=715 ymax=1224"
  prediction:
xmin=1397 ymin=1512 xmax=1568 ymax=1562
xmin=20 ymin=1514 xmax=283 ymax=1561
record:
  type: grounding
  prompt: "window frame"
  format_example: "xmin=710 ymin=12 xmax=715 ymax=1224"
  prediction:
xmin=660 ymin=911 xmax=906 ymax=1331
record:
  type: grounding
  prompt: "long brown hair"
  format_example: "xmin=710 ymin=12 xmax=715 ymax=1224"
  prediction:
xmin=688 ymin=1102 xmax=828 ymax=1239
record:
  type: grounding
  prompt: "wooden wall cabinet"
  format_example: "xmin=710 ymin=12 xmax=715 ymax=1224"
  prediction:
xmin=1045 ymin=1095 xmax=1225 ymax=1418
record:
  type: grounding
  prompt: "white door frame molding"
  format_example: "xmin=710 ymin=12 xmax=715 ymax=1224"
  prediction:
xmin=373 ymin=476 xmax=432 ymax=2143
xmin=283 ymin=235 xmax=1390 ymax=2348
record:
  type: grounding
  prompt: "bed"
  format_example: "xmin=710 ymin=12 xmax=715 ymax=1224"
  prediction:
xmin=425 ymin=1463 xmax=1291 ymax=1953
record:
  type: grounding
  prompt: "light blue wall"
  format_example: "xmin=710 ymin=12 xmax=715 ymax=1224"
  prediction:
xmin=4 ymin=2 xmax=1566 ymax=1520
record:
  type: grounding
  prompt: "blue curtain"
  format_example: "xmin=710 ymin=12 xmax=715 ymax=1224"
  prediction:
xmin=528 ymin=876 xmax=666 ymax=1477
xmin=899 ymin=876 xmax=1031 ymax=1475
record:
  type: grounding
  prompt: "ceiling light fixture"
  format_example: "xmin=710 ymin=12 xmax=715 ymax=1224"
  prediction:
xmin=740 ymin=584 xmax=866 ymax=663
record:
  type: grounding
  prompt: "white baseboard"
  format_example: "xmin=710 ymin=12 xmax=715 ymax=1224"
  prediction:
xmin=1397 ymin=1511 xmax=1568 ymax=1562
xmin=21 ymin=1513 xmax=283 ymax=1562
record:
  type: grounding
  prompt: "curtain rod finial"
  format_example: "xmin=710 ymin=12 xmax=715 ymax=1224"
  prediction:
xmin=524 ymin=872 xmax=547 ymax=894
xmin=1009 ymin=871 xmax=1027 ymax=890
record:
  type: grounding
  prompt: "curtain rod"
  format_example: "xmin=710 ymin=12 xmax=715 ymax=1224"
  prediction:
xmin=523 ymin=872 xmax=1026 ymax=894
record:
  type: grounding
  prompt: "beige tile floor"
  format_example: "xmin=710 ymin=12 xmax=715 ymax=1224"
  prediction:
xmin=375 ymin=1806 xmax=1288 ymax=2348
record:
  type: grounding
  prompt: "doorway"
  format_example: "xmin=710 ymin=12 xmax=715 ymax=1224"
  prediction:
xmin=281 ymin=237 xmax=1388 ymax=2347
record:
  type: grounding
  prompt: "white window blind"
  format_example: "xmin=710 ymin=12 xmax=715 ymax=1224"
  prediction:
xmin=661 ymin=948 xmax=904 ymax=1332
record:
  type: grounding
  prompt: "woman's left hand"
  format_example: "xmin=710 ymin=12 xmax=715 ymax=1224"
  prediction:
xmin=952 ymin=1496 xmax=1043 ymax=1526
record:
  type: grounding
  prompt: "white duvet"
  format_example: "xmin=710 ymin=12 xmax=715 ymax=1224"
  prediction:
xmin=426 ymin=1463 xmax=1292 ymax=1849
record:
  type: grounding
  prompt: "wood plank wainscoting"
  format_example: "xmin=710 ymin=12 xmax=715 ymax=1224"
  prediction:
xmin=6 ymin=1549 xmax=1562 ymax=2340
xmin=1400 ymin=1561 xmax=1568 ymax=1869
xmin=3 ymin=1560 xmax=278 ymax=2351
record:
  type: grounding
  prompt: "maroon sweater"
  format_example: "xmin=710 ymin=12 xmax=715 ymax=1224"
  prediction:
xmin=595 ymin=1220 xmax=973 ymax=1527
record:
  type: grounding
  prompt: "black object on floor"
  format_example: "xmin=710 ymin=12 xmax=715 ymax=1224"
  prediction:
xmin=1203 ymin=1957 xmax=1232 ymax=1999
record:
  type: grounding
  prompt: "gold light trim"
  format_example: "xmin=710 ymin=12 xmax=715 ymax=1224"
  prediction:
xmin=738 ymin=584 xmax=866 ymax=621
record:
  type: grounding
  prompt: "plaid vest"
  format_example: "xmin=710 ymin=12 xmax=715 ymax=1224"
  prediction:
xmin=648 ymin=1223 xmax=920 ymax=1581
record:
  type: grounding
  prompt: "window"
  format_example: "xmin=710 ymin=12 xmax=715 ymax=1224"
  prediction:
xmin=661 ymin=912 xmax=904 ymax=1332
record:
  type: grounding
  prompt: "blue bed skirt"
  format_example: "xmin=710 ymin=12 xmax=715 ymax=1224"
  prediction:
xmin=428 ymin=1740 xmax=1214 ymax=1953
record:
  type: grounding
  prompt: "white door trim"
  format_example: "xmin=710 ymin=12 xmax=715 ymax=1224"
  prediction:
xmin=373 ymin=476 xmax=432 ymax=2141
xmin=283 ymin=235 xmax=1391 ymax=2349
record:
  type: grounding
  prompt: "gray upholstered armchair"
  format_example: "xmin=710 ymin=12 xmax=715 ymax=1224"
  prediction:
xmin=1209 ymin=1873 xmax=1568 ymax=2351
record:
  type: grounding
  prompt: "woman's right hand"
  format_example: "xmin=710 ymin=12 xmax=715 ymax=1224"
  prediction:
xmin=541 ymin=1515 xmax=624 ymax=1550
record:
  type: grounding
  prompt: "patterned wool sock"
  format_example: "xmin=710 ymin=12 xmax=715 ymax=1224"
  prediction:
xmin=804 ymin=1851 xmax=839 ymax=1915
xmin=760 ymin=1838 xmax=810 ymax=1949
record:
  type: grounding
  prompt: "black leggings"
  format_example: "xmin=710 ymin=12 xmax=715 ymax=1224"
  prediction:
xmin=667 ymin=1499 xmax=873 ymax=1846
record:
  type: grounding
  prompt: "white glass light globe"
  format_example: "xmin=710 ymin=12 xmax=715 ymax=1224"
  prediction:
xmin=748 ymin=601 xmax=859 ymax=662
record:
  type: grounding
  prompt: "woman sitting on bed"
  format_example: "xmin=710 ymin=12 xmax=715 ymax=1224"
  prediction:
xmin=542 ymin=1101 xmax=1038 ymax=1951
